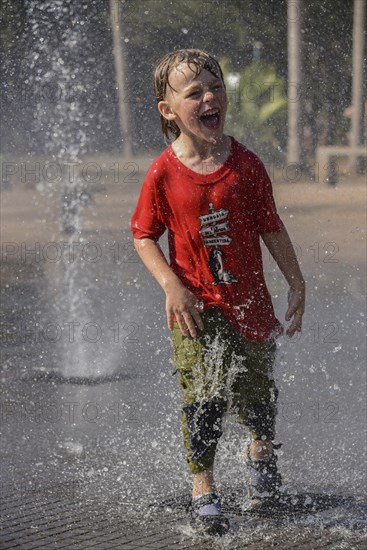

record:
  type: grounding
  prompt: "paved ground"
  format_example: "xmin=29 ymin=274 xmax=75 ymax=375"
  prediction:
xmin=1 ymin=158 xmax=366 ymax=548
xmin=1 ymin=488 xmax=366 ymax=548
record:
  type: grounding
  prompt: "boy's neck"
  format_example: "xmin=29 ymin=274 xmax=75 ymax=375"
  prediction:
xmin=172 ymin=134 xmax=231 ymax=163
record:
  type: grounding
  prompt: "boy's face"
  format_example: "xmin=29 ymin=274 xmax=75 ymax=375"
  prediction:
xmin=158 ymin=62 xmax=228 ymax=144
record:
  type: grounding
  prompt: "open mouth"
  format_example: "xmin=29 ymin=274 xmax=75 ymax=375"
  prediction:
xmin=199 ymin=108 xmax=220 ymax=129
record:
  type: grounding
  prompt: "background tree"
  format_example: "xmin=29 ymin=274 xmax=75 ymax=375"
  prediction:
xmin=287 ymin=0 xmax=302 ymax=165
xmin=109 ymin=0 xmax=133 ymax=156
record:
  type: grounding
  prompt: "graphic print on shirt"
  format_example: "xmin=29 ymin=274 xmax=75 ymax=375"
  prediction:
xmin=198 ymin=203 xmax=238 ymax=285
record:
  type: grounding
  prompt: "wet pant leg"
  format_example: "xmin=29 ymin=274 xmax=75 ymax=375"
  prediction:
xmin=172 ymin=307 xmax=279 ymax=474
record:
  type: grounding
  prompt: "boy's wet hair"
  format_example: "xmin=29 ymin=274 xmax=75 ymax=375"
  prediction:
xmin=153 ymin=49 xmax=225 ymax=141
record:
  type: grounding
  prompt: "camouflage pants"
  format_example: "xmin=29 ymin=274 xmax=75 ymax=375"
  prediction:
xmin=172 ymin=307 xmax=278 ymax=474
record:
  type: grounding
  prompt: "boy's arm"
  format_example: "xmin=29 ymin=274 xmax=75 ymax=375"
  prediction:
xmin=261 ymin=227 xmax=305 ymax=337
xmin=133 ymin=238 xmax=204 ymax=338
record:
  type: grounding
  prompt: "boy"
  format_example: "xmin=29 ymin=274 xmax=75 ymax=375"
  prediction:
xmin=131 ymin=49 xmax=305 ymax=536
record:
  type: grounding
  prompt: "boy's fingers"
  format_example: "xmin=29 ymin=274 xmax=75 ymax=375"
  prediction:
xmin=286 ymin=309 xmax=303 ymax=336
xmin=191 ymin=309 xmax=204 ymax=331
xmin=285 ymin=304 xmax=297 ymax=321
xmin=174 ymin=312 xmax=195 ymax=338
xmin=167 ymin=310 xmax=174 ymax=331
xmin=288 ymin=327 xmax=302 ymax=337
xmin=167 ymin=296 xmax=204 ymax=337
xmin=286 ymin=294 xmax=305 ymax=322
xmin=182 ymin=314 xmax=198 ymax=338
xmin=286 ymin=322 xmax=301 ymax=336
xmin=286 ymin=323 xmax=300 ymax=337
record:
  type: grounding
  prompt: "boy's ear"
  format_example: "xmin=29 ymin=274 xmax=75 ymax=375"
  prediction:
xmin=158 ymin=100 xmax=176 ymax=121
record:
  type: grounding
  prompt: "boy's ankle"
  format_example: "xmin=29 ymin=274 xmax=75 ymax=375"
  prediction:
xmin=191 ymin=487 xmax=215 ymax=498
xmin=249 ymin=440 xmax=273 ymax=460
xmin=192 ymin=466 xmax=215 ymax=498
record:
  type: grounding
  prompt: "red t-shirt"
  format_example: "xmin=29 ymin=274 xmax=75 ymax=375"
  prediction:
xmin=131 ymin=136 xmax=284 ymax=342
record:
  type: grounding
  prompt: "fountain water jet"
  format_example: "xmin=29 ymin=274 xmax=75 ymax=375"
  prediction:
xmin=24 ymin=0 xmax=125 ymax=380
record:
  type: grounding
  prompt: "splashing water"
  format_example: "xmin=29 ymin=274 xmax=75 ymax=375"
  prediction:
xmin=24 ymin=0 xmax=118 ymax=378
xmin=10 ymin=4 xmax=365 ymax=542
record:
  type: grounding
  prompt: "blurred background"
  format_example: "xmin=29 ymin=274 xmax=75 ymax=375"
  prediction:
xmin=1 ymin=0 xmax=365 ymax=161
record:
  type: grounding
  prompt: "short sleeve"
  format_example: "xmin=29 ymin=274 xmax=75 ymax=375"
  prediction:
xmin=130 ymin=165 xmax=167 ymax=241
xmin=253 ymin=159 xmax=284 ymax=234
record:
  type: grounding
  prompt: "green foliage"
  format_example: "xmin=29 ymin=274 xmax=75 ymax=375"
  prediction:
xmin=221 ymin=58 xmax=288 ymax=161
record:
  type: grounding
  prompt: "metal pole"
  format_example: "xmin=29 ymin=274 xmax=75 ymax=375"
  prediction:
xmin=109 ymin=0 xmax=133 ymax=156
xmin=287 ymin=0 xmax=302 ymax=166
xmin=350 ymin=0 xmax=366 ymax=171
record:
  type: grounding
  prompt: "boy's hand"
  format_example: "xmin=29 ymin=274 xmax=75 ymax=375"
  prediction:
xmin=285 ymin=286 xmax=305 ymax=337
xmin=165 ymin=281 xmax=204 ymax=338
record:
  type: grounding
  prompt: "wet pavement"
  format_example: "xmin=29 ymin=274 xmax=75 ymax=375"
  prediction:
xmin=1 ymin=488 xmax=366 ymax=548
xmin=1 ymin=176 xmax=366 ymax=548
